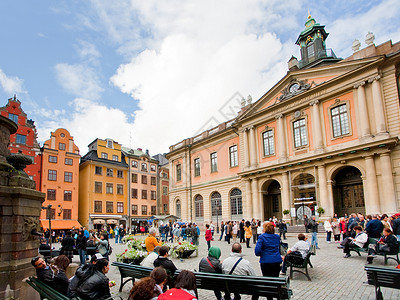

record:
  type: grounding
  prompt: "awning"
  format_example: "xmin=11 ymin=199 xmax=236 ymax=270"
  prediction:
xmin=40 ymin=220 xmax=82 ymax=230
xmin=93 ymin=219 xmax=106 ymax=225
xmin=107 ymin=219 xmax=119 ymax=224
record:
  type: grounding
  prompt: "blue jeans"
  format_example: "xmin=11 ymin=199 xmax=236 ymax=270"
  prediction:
xmin=311 ymin=232 xmax=318 ymax=248
xmin=207 ymin=240 xmax=211 ymax=250
xmin=78 ymin=249 xmax=86 ymax=265
xmin=115 ymin=235 xmax=119 ymax=243
xmin=326 ymin=231 xmax=332 ymax=242
xmin=119 ymin=235 xmax=123 ymax=243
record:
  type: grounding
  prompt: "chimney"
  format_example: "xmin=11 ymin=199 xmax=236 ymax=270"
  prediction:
xmin=146 ymin=149 xmax=149 ymax=155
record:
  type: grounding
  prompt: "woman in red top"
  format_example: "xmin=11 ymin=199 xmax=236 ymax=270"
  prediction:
xmin=205 ymin=224 xmax=212 ymax=250
xmin=158 ymin=270 xmax=197 ymax=300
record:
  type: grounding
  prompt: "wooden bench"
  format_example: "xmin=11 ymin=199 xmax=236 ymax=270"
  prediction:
xmin=112 ymin=262 xmax=293 ymax=299
xmin=350 ymin=238 xmax=399 ymax=265
xmin=26 ymin=276 xmax=122 ymax=300
xmin=364 ymin=266 xmax=400 ymax=300
xmin=349 ymin=237 xmax=377 ymax=256
xmin=286 ymin=250 xmax=315 ymax=281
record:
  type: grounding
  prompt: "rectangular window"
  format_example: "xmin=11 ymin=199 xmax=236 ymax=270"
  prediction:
xmin=106 ymin=201 xmax=113 ymax=213
xmin=16 ymin=134 xmax=26 ymax=145
xmin=106 ymin=183 xmax=113 ymax=194
xmin=101 ymin=152 xmax=108 ymax=159
xmin=210 ymin=152 xmax=218 ymax=172
xmin=64 ymin=190 xmax=72 ymax=201
xmin=132 ymin=161 xmax=138 ymax=168
xmin=95 ymin=166 xmax=102 ymax=175
xmin=151 ymin=206 xmax=156 ymax=215
xmin=142 ymin=175 xmax=147 ymax=184
xmin=117 ymin=170 xmax=123 ymax=178
xmin=163 ymin=204 xmax=168 ymax=213
xmin=307 ymin=43 xmax=315 ymax=58
xmin=107 ymin=140 xmax=113 ymax=148
xmin=65 ymin=158 xmax=73 ymax=165
xmin=59 ymin=143 xmax=66 ymax=150
xmin=106 ymin=168 xmax=113 ymax=177
xmin=131 ymin=173 xmax=137 ymax=183
xmin=64 ymin=172 xmax=73 ymax=182
xmin=117 ymin=202 xmax=124 ymax=213
xmin=151 ymin=190 xmax=156 ymax=200
xmin=63 ymin=209 xmax=72 ymax=220
xmin=47 ymin=189 xmax=56 ymax=200
xmin=117 ymin=184 xmax=124 ymax=195
xmin=94 ymin=181 xmax=102 ymax=193
xmin=262 ymin=130 xmax=275 ymax=156
xmin=141 ymin=205 xmax=147 ymax=215
xmin=176 ymin=164 xmax=181 ymax=181
xmin=48 ymin=170 xmax=57 ymax=181
xmin=141 ymin=163 xmax=148 ymax=171
xmin=150 ymin=165 xmax=156 ymax=172
xmin=94 ymin=201 xmax=102 ymax=213
xmin=8 ymin=113 xmax=18 ymax=123
xmin=331 ymin=104 xmax=350 ymax=138
xmin=48 ymin=155 xmax=57 ymax=163
xmin=229 ymin=145 xmax=238 ymax=167
xmin=151 ymin=176 xmax=156 ymax=185
xmin=112 ymin=155 xmax=118 ymax=161
xmin=47 ymin=208 xmax=56 ymax=220
xmin=142 ymin=190 xmax=147 ymax=199
xmin=132 ymin=205 xmax=138 ymax=215
xmin=163 ymin=186 xmax=168 ymax=195
xmin=194 ymin=158 xmax=200 ymax=176
xmin=163 ymin=172 xmax=168 ymax=179
xmin=293 ymin=119 xmax=308 ymax=148
xmin=131 ymin=188 xmax=138 ymax=199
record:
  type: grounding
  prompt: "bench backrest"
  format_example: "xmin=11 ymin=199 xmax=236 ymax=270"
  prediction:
xmin=26 ymin=277 xmax=71 ymax=300
xmin=112 ymin=262 xmax=153 ymax=279
xmin=364 ymin=266 xmax=400 ymax=289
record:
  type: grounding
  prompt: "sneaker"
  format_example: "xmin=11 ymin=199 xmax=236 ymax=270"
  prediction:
xmin=316 ymin=247 xmax=321 ymax=249
xmin=337 ymin=246 xmax=344 ymax=249
xmin=344 ymin=253 xmax=351 ymax=258
xmin=280 ymin=271 xmax=286 ymax=275
xmin=327 ymin=241 xmax=331 ymax=243
xmin=367 ymin=254 xmax=376 ymax=258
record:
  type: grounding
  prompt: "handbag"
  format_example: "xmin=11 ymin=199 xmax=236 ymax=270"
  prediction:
xmin=280 ymin=242 xmax=288 ymax=256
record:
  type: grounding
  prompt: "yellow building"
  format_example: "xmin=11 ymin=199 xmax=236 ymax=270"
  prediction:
xmin=79 ymin=138 xmax=128 ymax=230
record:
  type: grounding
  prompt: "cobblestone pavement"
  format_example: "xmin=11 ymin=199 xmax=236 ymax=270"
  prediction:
xmin=69 ymin=233 xmax=400 ymax=300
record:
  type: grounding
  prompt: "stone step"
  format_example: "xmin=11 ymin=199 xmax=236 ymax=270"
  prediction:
xmin=286 ymin=225 xmax=308 ymax=233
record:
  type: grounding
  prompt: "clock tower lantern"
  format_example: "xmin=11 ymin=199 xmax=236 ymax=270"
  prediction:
xmin=295 ymin=14 xmax=341 ymax=69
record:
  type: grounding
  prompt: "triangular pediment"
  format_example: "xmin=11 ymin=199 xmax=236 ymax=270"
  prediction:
xmin=238 ymin=56 xmax=382 ymax=121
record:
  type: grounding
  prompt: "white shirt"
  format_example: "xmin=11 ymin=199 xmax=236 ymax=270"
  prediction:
xmin=290 ymin=240 xmax=310 ymax=258
xmin=140 ymin=251 xmax=158 ymax=268
xmin=222 ymin=252 xmax=256 ymax=276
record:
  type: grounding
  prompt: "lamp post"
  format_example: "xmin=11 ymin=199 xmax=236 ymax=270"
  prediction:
xmin=41 ymin=204 xmax=53 ymax=255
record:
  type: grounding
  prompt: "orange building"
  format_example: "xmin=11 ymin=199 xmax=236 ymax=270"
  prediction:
xmin=79 ymin=139 xmax=128 ymax=230
xmin=167 ymin=17 xmax=400 ymax=224
xmin=40 ymin=128 xmax=81 ymax=230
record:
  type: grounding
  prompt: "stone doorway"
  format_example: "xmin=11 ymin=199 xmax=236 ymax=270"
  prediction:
xmin=333 ymin=166 xmax=365 ymax=217
xmin=262 ymin=180 xmax=282 ymax=220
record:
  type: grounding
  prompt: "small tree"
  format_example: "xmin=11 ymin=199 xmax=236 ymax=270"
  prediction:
xmin=283 ymin=209 xmax=290 ymax=216
xmin=317 ymin=207 xmax=325 ymax=215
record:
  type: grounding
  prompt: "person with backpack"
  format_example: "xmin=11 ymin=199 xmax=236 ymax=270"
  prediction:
xmin=95 ymin=233 xmax=110 ymax=260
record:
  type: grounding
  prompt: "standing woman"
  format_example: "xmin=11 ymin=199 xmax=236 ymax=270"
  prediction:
xmin=226 ymin=221 xmax=232 ymax=245
xmin=232 ymin=221 xmax=238 ymax=243
xmin=95 ymin=233 xmax=110 ymax=261
xmin=205 ymin=224 xmax=212 ymax=250
xmin=76 ymin=230 xmax=87 ymax=265
xmin=61 ymin=231 xmax=75 ymax=263
xmin=254 ymin=222 xmax=282 ymax=300
xmin=324 ymin=219 xmax=333 ymax=243
xmin=257 ymin=221 xmax=263 ymax=240
xmin=244 ymin=221 xmax=252 ymax=248
xmin=331 ymin=218 xmax=341 ymax=243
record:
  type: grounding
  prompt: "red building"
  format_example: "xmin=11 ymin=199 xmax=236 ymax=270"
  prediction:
xmin=0 ymin=96 xmax=41 ymax=189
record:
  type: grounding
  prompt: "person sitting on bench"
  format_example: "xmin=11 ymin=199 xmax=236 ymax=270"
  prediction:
xmin=281 ymin=233 xmax=310 ymax=275
xmin=342 ymin=226 xmax=368 ymax=258
xmin=367 ymin=228 xmax=398 ymax=264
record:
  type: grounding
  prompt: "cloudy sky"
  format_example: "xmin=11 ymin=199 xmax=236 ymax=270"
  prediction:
xmin=0 ymin=0 xmax=399 ymax=155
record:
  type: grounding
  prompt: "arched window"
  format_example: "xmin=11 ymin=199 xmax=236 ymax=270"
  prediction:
xmin=230 ymin=189 xmax=242 ymax=215
xmin=195 ymin=195 xmax=204 ymax=218
xmin=211 ymin=192 xmax=222 ymax=216
xmin=175 ymin=200 xmax=181 ymax=218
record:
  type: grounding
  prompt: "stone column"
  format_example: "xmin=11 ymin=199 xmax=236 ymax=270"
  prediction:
xmin=275 ymin=114 xmax=287 ymax=162
xmin=281 ymin=172 xmax=290 ymax=222
xmin=318 ymin=165 xmax=332 ymax=219
xmin=243 ymin=128 xmax=250 ymax=169
xmin=364 ymin=155 xmax=381 ymax=214
xmin=245 ymin=179 xmax=252 ymax=219
xmin=251 ymin=178 xmax=259 ymax=219
xmin=379 ymin=153 xmax=397 ymax=215
xmin=369 ymin=75 xmax=387 ymax=134
xmin=310 ymin=100 xmax=324 ymax=152
xmin=249 ymin=126 xmax=257 ymax=167
xmin=354 ymin=81 xmax=371 ymax=138
xmin=327 ymin=180 xmax=335 ymax=217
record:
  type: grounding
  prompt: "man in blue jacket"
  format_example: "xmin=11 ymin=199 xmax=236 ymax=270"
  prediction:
xmin=365 ymin=215 xmax=383 ymax=238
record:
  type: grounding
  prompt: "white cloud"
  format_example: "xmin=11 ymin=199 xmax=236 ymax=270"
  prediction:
xmin=36 ymin=98 xmax=135 ymax=154
xmin=54 ymin=63 xmax=104 ymax=100
xmin=0 ymin=69 xmax=25 ymax=95
xmin=75 ymin=40 xmax=101 ymax=65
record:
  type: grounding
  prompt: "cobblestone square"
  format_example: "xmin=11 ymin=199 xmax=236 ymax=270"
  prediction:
xmin=98 ymin=232 xmax=400 ymax=300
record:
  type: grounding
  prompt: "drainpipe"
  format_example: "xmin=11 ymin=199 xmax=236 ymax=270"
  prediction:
xmin=188 ymin=144 xmax=193 ymax=222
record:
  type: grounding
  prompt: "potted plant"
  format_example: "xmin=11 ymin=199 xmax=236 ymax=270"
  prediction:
xmin=165 ymin=241 xmax=198 ymax=258
xmin=116 ymin=248 xmax=147 ymax=264
xmin=283 ymin=209 xmax=290 ymax=216
xmin=317 ymin=207 xmax=325 ymax=216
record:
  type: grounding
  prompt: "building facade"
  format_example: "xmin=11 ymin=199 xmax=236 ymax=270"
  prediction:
xmin=167 ymin=17 xmax=400 ymax=224
xmin=79 ymin=138 xmax=129 ymax=229
xmin=0 ymin=96 xmax=41 ymax=189
xmin=40 ymin=128 xmax=81 ymax=230
xmin=153 ymin=153 xmax=170 ymax=215
xmin=122 ymin=147 xmax=159 ymax=228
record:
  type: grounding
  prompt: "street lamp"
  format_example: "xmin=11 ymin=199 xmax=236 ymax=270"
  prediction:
xmin=41 ymin=204 xmax=53 ymax=255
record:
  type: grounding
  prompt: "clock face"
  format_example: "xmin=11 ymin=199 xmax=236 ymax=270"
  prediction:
xmin=289 ymin=83 xmax=300 ymax=93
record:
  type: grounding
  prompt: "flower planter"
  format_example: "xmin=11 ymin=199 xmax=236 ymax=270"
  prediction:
xmin=176 ymin=249 xmax=195 ymax=259
xmin=120 ymin=257 xmax=145 ymax=265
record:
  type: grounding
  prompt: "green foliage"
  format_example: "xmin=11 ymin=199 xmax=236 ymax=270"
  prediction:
xmin=317 ymin=207 xmax=325 ymax=215
xmin=283 ymin=209 xmax=290 ymax=215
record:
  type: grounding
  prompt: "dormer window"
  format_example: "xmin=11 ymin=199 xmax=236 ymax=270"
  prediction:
xmin=107 ymin=140 xmax=113 ymax=148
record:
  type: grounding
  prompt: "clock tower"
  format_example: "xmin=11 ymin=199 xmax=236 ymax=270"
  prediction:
xmin=295 ymin=14 xmax=341 ymax=69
